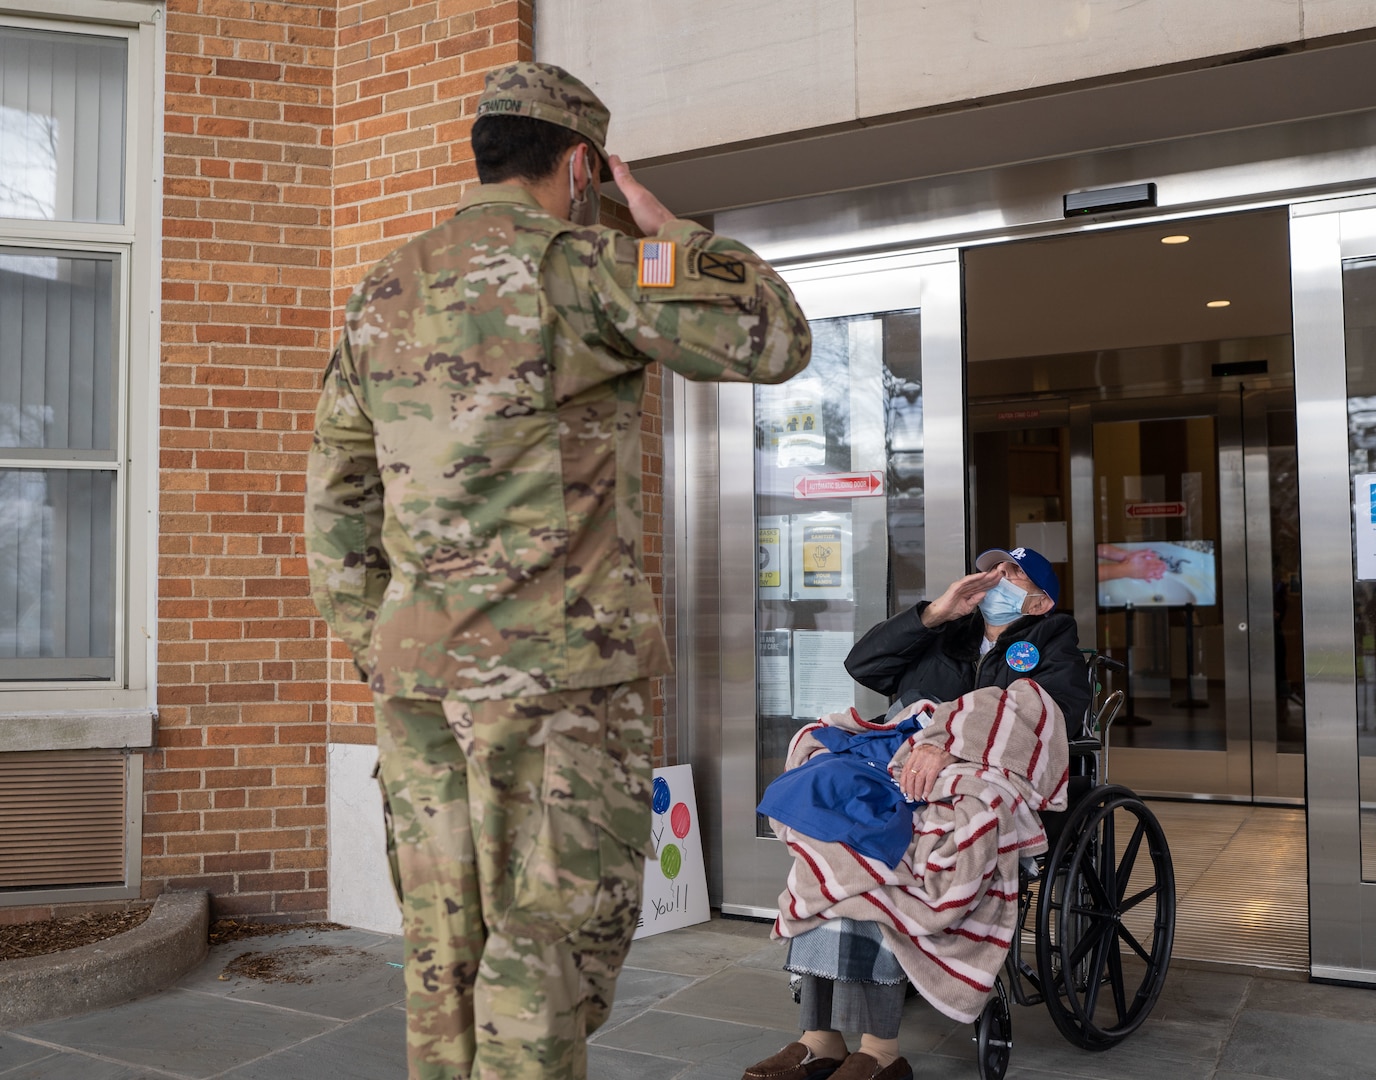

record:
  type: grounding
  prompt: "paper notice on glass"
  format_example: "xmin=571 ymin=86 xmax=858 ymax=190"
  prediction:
xmin=757 ymin=630 xmax=792 ymax=716
xmin=1356 ymin=473 xmax=1376 ymax=580
xmin=758 ymin=516 xmax=789 ymax=599
xmin=777 ymin=379 xmax=826 ymax=469
xmin=790 ymin=512 xmax=853 ymax=601
xmin=791 ymin=630 xmax=855 ymax=719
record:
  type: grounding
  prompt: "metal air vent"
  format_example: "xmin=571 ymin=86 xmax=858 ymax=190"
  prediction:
xmin=0 ymin=750 xmax=128 ymax=890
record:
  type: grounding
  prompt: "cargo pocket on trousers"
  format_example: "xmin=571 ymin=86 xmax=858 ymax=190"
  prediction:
xmin=506 ymin=733 xmax=655 ymax=945
xmin=372 ymin=761 xmax=404 ymax=907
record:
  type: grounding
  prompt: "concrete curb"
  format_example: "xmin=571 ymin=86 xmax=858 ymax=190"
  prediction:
xmin=0 ymin=890 xmax=209 ymax=1029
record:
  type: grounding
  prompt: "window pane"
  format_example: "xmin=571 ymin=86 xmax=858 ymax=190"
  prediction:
xmin=0 ymin=27 xmax=127 ymax=224
xmin=1345 ymin=256 xmax=1376 ymax=881
xmin=0 ymin=251 xmax=117 ymax=453
xmin=0 ymin=469 xmax=115 ymax=681
xmin=753 ymin=310 xmax=923 ymax=832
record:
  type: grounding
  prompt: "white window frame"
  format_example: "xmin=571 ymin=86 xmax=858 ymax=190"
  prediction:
xmin=0 ymin=1 xmax=161 ymax=752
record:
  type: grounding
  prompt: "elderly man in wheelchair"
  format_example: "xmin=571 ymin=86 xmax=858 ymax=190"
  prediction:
xmin=741 ymin=548 xmax=1176 ymax=1080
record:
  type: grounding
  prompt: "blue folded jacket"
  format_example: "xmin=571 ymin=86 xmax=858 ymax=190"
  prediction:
xmin=757 ymin=715 xmax=928 ymax=868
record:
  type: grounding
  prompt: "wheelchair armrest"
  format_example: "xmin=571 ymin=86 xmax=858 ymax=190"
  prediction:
xmin=1067 ymin=735 xmax=1102 ymax=757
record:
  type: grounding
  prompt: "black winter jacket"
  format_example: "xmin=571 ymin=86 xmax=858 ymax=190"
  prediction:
xmin=844 ymin=602 xmax=1091 ymax=729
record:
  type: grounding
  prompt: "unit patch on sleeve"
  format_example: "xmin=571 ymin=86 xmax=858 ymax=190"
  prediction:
xmin=685 ymin=249 xmax=747 ymax=284
xmin=638 ymin=240 xmax=676 ymax=287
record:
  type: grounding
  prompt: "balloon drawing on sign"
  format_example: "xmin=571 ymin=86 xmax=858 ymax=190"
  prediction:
xmin=651 ymin=776 xmax=670 ymax=814
xmin=670 ymin=802 xmax=691 ymax=839
xmin=660 ymin=843 xmax=682 ymax=880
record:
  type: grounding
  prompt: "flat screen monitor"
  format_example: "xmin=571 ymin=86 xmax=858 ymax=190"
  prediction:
xmin=1096 ymin=540 xmax=1217 ymax=607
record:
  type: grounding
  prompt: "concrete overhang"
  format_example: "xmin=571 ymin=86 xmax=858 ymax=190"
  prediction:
xmin=619 ymin=36 xmax=1376 ymax=219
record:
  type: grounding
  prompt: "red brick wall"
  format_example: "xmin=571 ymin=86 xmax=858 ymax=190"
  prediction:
xmin=155 ymin=0 xmax=338 ymax=918
xmin=151 ymin=0 xmax=669 ymax=920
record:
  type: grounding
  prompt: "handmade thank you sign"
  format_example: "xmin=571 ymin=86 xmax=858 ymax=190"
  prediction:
xmin=634 ymin=764 xmax=709 ymax=939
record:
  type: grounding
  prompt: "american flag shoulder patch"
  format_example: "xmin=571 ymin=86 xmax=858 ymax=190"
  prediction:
xmin=638 ymin=240 xmax=676 ymax=288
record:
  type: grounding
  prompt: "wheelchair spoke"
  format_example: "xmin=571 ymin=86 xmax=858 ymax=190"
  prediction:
xmin=1081 ymin=917 xmax=1116 ymax=1018
xmin=1065 ymin=909 xmax=1114 ymax=969
xmin=1117 ymin=921 xmax=1153 ymax=965
xmin=1119 ymin=881 xmax=1160 ymax=914
xmin=1115 ymin=819 xmax=1147 ymax=902
xmin=1106 ymin=928 xmax=1128 ymax=1020
xmin=1099 ymin=814 xmax=1117 ymax=901
xmin=1073 ymin=857 xmax=1113 ymax=912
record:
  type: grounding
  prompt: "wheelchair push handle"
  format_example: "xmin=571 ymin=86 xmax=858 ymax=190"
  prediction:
xmin=1077 ymin=650 xmax=1128 ymax=763
xmin=1079 ymin=648 xmax=1126 ymax=674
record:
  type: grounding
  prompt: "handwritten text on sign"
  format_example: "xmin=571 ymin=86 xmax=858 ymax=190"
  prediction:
xmin=634 ymin=764 xmax=709 ymax=939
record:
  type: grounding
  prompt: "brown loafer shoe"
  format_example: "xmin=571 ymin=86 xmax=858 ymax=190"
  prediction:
xmin=741 ymin=1041 xmax=843 ymax=1080
xmin=830 ymin=1052 xmax=914 ymax=1080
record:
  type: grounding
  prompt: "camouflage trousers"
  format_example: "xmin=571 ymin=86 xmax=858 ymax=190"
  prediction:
xmin=373 ymin=680 xmax=655 ymax=1080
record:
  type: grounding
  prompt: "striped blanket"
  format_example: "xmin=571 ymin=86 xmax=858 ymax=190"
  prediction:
xmin=768 ymin=678 xmax=1069 ymax=1023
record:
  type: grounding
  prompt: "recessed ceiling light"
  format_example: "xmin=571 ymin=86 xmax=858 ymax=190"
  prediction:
xmin=1206 ymin=299 xmax=1231 ymax=308
xmin=1161 ymin=234 xmax=1191 ymax=245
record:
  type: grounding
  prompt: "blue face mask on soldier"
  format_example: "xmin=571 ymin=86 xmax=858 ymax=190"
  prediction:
xmin=978 ymin=577 xmax=1030 ymax=626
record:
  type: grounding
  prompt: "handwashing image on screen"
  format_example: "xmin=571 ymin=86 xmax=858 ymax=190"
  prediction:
xmin=1096 ymin=540 xmax=1217 ymax=607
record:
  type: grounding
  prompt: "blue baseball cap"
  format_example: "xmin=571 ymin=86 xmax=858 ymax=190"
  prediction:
xmin=975 ymin=546 xmax=1060 ymax=606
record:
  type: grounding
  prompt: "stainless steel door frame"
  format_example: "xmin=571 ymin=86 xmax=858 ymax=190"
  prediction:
xmin=1242 ymin=387 xmax=1285 ymax=800
xmin=1069 ymin=403 xmax=1097 ymax=653
xmin=1218 ymin=394 xmax=1257 ymax=798
xmin=1290 ymin=195 xmax=1376 ymax=983
xmin=713 ymin=249 xmax=965 ymax=917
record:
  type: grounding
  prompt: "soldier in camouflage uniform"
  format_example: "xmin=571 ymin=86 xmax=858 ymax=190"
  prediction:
xmin=305 ymin=62 xmax=812 ymax=1080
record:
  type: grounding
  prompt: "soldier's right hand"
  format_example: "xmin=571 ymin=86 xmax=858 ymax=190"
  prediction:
xmin=609 ymin=154 xmax=675 ymax=236
xmin=920 ymin=568 xmax=1002 ymax=627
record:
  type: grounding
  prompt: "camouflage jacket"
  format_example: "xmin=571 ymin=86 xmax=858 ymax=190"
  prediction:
xmin=306 ymin=185 xmax=811 ymax=700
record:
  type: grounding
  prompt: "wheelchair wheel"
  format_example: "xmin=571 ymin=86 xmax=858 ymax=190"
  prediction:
xmin=1034 ymin=785 xmax=1175 ymax=1049
xmin=972 ymin=976 xmax=1012 ymax=1080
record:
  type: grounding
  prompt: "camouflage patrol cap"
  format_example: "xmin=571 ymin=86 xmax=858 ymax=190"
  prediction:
xmin=477 ymin=62 xmax=610 ymax=171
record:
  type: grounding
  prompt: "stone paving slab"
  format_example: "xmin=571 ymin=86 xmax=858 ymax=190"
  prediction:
xmin=178 ymin=934 xmax=405 ymax=1022
xmin=9 ymin=989 xmax=340 ymax=1079
xmin=4 ymin=911 xmax=1376 ymax=1079
xmin=218 ymin=1006 xmax=406 ymax=1080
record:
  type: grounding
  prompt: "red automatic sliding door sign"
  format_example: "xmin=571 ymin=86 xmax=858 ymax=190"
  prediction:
xmin=1125 ymin=501 xmax=1186 ymax=518
xmin=794 ymin=471 xmax=885 ymax=500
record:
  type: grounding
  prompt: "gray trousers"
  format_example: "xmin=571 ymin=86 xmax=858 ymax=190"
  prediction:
xmin=798 ymin=975 xmax=907 ymax=1039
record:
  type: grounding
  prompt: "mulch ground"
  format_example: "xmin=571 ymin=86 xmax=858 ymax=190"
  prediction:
xmin=210 ymin=918 xmax=353 ymax=983
xmin=220 ymin=943 xmax=343 ymax=983
xmin=0 ymin=909 xmax=153 ymax=962
xmin=208 ymin=917 xmax=348 ymax=946
xmin=0 ymin=911 xmax=347 ymax=964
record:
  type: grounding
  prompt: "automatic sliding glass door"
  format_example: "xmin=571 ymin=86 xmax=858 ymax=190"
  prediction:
xmin=716 ymin=250 xmax=964 ymax=916
xmin=1085 ymin=393 xmax=1303 ymax=802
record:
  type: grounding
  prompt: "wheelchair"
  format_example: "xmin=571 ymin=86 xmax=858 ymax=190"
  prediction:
xmin=972 ymin=651 xmax=1177 ymax=1080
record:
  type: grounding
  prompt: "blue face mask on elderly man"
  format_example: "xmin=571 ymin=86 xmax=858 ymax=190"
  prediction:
xmin=978 ymin=577 xmax=1032 ymax=626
